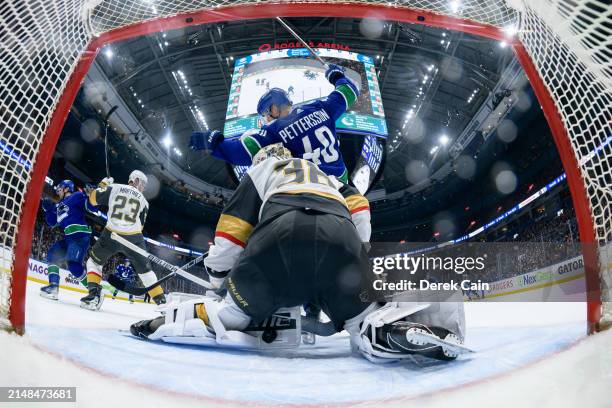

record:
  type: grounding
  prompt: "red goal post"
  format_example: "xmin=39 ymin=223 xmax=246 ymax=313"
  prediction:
xmin=1 ymin=0 xmax=610 ymax=335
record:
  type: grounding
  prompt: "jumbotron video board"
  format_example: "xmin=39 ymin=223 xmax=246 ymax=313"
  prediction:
xmin=223 ymin=48 xmax=387 ymax=193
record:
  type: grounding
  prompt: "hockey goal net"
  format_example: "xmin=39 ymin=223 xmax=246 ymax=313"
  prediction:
xmin=0 ymin=0 xmax=610 ymax=334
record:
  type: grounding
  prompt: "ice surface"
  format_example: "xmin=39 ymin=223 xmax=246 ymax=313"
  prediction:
xmin=237 ymin=67 xmax=333 ymax=116
xmin=3 ymin=279 xmax=595 ymax=405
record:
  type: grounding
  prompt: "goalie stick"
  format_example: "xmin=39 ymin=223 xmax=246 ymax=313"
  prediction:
xmin=110 ymin=232 xmax=214 ymax=290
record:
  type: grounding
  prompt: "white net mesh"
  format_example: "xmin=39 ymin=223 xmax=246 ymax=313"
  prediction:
xmin=0 ymin=0 xmax=90 ymax=330
xmin=517 ymin=0 xmax=612 ymax=323
xmin=0 ymin=0 xmax=610 ymax=331
xmin=85 ymin=0 xmax=518 ymax=35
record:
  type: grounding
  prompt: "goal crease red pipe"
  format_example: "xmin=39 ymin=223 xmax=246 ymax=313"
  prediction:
xmin=512 ymin=43 xmax=600 ymax=332
xmin=9 ymin=3 xmax=601 ymax=334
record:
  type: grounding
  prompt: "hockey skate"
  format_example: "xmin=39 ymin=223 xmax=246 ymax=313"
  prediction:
xmin=130 ymin=316 xmax=165 ymax=339
xmin=347 ymin=302 xmax=470 ymax=363
xmin=301 ymin=303 xmax=321 ymax=345
xmin=80 ymin=284 xmax=104 ymax=311
xmin=301 ymin=331 xmax=316 ymax=345
xmin=153 ymin=293 xmax=166 ymax=305
xmin=153 ymin=293 xmax=167 ymax=315
xmin=381 ymin=322 xmax=472 ymax=360
xmin=40 ymin=284 xmax=59 ymax=301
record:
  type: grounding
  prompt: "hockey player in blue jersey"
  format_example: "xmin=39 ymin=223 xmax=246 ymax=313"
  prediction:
xmin=189 ymin=64 xmax=359 ymax=183
xmin=111 ymin=260 xmax=136 ymax=303
xmin=40 ymin=180 xmax=98 ymax=300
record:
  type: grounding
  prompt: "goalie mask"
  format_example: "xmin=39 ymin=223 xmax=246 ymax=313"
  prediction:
xmin=252 ymin=143 xmax=292 ymax=166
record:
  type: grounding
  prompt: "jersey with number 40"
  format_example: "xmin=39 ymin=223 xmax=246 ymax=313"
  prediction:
xmin=212 ymin=81 xmax=358 ymax=179
xmin=90 ymin=183 xmax=149 ymax=235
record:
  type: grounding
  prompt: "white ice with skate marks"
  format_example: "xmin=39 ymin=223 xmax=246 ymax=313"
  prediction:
xmin=17 ymin=279 xmax=593 ymax=404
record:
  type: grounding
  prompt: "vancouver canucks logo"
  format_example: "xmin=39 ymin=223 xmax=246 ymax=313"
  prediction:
xmin=341 ymin=115 xmax=355 ymax=127
xmin=57 ymin=203 xmax=69 ymax=223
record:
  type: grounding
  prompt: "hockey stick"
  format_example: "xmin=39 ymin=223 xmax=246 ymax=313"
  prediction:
xmin=103 ymin=105 xmax=118 ymax=178
xmin=108 ymin=251 xmax=207 ymax=296
xmin=108 ymin=270 xmax=176 ymax=296
xmin=275 ymin=17 xmax=329 ymax=69
xmin=110 ymin=232 xmax=214 ymax=290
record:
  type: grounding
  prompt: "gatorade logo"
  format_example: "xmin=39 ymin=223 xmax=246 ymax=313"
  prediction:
xmin=29 ymin=260 xmax=48 ymax=276
xmin=557 ymin=258 xmax=583 ymax=275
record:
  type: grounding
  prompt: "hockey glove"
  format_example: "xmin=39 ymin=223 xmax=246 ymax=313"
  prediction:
xmin=204 ymin=265 xmax=229 ymax=290
xmin=41 ymin=198 xmax=55 ymax=212
xmin=84 ymin=183 xmax=96 ymax=195
xmin=98 ymin=177 xmax=114 ymax=188
xmin=325 ymin=64 xmax=346 ymax=86
xmin=190 ymin=130 xmax=224 ymax=152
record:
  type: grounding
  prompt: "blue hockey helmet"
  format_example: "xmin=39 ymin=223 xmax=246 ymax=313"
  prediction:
xmin=54 ymin=179 xmax=74 ymax=194
xmin=257 ymin=88 xmax=292 ymax=116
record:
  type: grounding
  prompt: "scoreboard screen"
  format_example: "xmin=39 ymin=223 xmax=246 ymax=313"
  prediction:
xmin=225 ymin=48 xmax=387 ymax=193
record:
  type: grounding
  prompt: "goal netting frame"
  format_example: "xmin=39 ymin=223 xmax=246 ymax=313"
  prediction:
xmin=1 ymin=0 xmax=610 ymax=334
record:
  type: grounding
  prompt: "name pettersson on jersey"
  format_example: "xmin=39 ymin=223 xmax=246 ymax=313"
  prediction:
xmin=278 ymin=109 xmax=331 ymax=143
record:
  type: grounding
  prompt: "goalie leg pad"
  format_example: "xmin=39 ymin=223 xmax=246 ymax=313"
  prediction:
xmin=408 ymin=301 xmax=466 ymax=342
xmin=149 ymin=295 xmax=301 ymax=350
xmin=148 ymin=295 xmax=251 ymax=341
xmin=148 ymin=298 xmax=215 ymax=341
xmin=345 ymin=302 xmax=425 ymax=363
xmin=344 ymin=302 xmax=465 ymax=363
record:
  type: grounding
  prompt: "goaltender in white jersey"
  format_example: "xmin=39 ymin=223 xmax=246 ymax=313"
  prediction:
xmin=130 ymin=145 xmax=466 ymax=363
xmin=205 ymin=144 xmax=371 ymax=275
xmin=80 ymin=170 xmax=166 ymax=311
